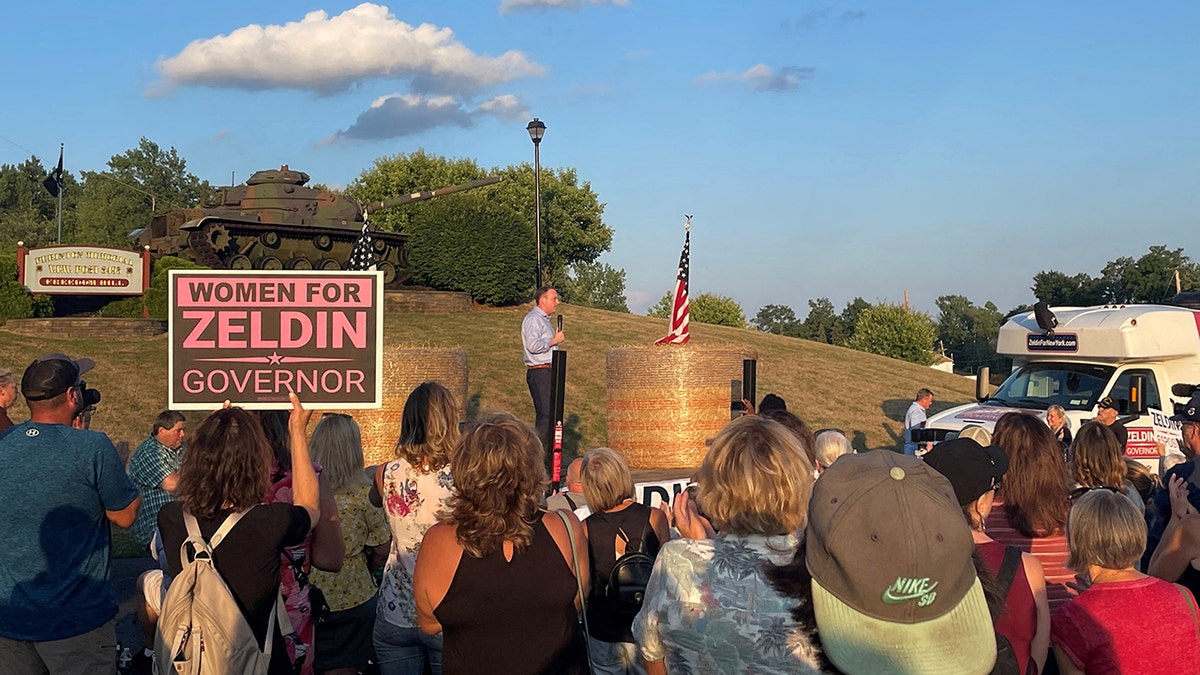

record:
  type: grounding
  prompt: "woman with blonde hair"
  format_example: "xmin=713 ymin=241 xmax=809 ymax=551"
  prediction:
xmin=580 ymin=447 xmax=670 ymax=674
xmin=310 ymin=414 xmax=391 ymax=675
xmin=373 ymin=382 xmax=460 ymax=675
xmin=1052 ymin=489 xmax=1200 ymax=673
xmin=985 ymin=412 xmax=1074 ymax=610
xmin=414 ymin=412 xmax=589 ymax=674
xmin=633 ymin=415 xmax=823 ymax=674
xmin=1071 ymin=422 xmax=1143 ymax=509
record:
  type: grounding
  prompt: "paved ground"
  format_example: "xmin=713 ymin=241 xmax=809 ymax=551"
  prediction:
xmin=112 ymin=556 xmax=157 ymax=654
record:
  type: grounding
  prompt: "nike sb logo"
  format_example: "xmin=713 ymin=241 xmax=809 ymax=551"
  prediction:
xmin=882 ymin=577 xmax=938 ymax=607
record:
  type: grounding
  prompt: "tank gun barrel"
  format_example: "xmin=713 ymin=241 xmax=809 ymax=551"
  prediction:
xmin=364 ymin=176 xmax=503 ymax=215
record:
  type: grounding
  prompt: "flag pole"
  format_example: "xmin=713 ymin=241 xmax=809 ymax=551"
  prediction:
xmin=56 ymin=143 xmax=63 ymax=244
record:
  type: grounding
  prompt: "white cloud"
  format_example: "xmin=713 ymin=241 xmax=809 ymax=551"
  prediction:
xmin=324 ymin=92 xmax=530 ymax=142
xmin=152 ymin=3 xmax=544 ymax=96
xmin=476 ymin=94 xmax=530 ymax=122
xmin=500 ymin=0 xmax=629 ymax=14
xmin=695 ymin=63 xmax=814 ymax=92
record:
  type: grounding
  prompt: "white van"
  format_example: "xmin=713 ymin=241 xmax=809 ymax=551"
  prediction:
xmin=922 ymin=303 xmax=1200 ymax=469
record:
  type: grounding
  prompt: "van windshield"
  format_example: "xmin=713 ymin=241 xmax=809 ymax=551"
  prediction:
xmin=988 ymin=362 xmax=1114 ymax=411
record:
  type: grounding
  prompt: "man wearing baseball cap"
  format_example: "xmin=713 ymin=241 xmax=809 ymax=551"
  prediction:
xmin=806 ymin=449 xmax=997 ymax=674
xmin=0 ymin=354 xmax=141 ymax=674
xmin=1094 ymin=396 xmax=1128 ymax=450
xmin=1145 ymin=390 xmax=1200 ymax=569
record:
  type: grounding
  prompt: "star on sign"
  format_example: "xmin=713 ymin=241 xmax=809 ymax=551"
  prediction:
xmin=267 ymin=352 xmax=283 ymax=365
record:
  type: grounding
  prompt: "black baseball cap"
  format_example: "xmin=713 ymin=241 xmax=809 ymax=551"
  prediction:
xmin=21 ymin=353 xmax=94 ymax=401
xmin=922 ymin=437 xmax=1009 ymax=507
xmin=1097 ymin=396 xmax=1118 ymax=411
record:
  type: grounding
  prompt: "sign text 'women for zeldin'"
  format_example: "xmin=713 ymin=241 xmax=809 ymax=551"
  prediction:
xmin=168 ymin=270 xmax=384 ymax=410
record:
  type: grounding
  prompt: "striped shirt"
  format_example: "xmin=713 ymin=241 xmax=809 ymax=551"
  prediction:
xmin=986 ymin=499 xmax=1075 ymax=611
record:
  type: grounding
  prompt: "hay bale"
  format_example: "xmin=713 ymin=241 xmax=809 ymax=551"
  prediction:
xmin=319 ymin=346 xmax=468 ymax=467
xmin=607 ymin=345 xmax=757 ymax=469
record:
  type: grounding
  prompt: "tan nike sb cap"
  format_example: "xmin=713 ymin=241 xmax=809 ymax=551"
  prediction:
xmin=806 ymin=450 xmax=996 ymax=674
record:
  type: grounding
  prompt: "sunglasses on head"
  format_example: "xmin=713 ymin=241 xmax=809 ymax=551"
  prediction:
xmin=1069 ymin=485 xmax=1124 ymax=502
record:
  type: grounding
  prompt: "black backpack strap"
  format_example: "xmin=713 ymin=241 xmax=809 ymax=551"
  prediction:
xmin=563 ymin=493 xmax=578 ymax=511
xmin=991 ymin=545 xmax=1023 ymax=622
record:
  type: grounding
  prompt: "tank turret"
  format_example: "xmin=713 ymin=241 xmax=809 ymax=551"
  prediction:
xmin=136 ymin=167 xmax=501 ymax=287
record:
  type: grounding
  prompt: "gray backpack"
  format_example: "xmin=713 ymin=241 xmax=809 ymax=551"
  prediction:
xmin=155 ymin=508 xmax=286 ymax=675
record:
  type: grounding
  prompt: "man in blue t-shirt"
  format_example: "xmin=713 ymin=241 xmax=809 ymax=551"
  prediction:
xmin=0 ymin=353 xmax=141 ymax=674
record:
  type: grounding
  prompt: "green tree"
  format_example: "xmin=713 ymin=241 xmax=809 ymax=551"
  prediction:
xmin=846 ymin=303 xmax=938 ymax=365
xmin=840 ymin=297 xmax=871 ymax=343
xmin=352 ymin=150 xmax=612 ymax=287
xmin=649 ymin=292 xmax=746 ymax=328
xmin=562 ymin=261 xmax=628 ymax=312
xmin=73 ymin=138 xmax=209 ymax=247
xmin=1099 ymin=246 xmax=1200 ymax=303
xmin=1031 ymin=270 xmax=1105 ymax=307
xmin=0 ymin=157 xmax=78 ymax=249
xmin=753 ymin=304 xmax=800 ymax=335
xmin=935 ymin=295 xmax=1007 ymax=374
xmin=798 ymin=297 xmax=843 ymax=344
xmin=1031 ymin=245 xmax=1200 ymax=306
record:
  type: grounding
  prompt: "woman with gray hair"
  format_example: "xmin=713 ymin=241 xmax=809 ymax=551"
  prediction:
xmin=812 ymin=430 xmax=852 ymax=473
xmin=1050 ymin=489 xmax=1200 ymax=672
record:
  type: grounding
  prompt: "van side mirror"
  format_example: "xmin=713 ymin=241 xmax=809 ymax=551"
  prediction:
xmin=975 ymin=366 xmax=991 ymax=402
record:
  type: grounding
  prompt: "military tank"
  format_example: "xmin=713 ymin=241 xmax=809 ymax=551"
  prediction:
xmin=135 ymin=166 xmax=501 ymax=287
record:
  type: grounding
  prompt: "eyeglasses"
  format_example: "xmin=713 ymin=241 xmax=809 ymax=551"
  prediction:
xmin=1069 ymin=485 xmax=1123 ymax=502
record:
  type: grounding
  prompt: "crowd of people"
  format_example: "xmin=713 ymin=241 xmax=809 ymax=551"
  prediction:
xmin=7 ymin=347 xmax=1200 ymax=674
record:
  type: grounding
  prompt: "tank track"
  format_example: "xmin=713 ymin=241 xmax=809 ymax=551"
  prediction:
xmin=185 ymin=218 xmax=411 ymax=286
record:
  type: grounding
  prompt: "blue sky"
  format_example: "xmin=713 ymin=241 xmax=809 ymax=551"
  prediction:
xmin=3 ymin=1 xmax=1197 ymax=317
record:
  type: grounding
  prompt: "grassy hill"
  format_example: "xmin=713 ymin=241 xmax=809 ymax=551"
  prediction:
xmin=0 ymin=302 xmax=978 ymax=456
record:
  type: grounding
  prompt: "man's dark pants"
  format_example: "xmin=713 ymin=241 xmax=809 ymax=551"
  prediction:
xmin=527 ymin=366 xmax=553 ymax=473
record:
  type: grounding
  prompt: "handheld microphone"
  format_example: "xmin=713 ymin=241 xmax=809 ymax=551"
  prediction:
xmin=557 ymin=315 xmax=563 ymax=332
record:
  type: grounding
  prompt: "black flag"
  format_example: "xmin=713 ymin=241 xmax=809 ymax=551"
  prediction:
xmin=42 ymin=147 xmax=63 ymax=198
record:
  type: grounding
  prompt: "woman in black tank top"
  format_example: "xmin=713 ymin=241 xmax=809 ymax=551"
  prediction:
xmin=412 ymin=413 xmax=590 ymax=675
xmin=579 ymin=448 xmax=671 ymax=674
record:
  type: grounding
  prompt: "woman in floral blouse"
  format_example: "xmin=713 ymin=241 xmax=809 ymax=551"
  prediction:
xmin=632 ymin=415 xmax=824 ymax=674
xmin=309 ymin=414 xmax=391 ymax=675
xmin=372 ymin=382 xmax=459 ymax=675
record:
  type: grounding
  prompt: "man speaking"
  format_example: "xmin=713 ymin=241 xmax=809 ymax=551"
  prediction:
xmin=522 ymin=286 xmax=564 ymax=452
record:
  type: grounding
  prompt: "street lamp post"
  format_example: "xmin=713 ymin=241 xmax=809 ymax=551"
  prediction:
xmin=526 ymin=118 xmax=546 ymax=288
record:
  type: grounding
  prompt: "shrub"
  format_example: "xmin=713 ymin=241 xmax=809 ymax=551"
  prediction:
xmin=648 ymin=291 xmax=747 ymax=328
xmin=0 ymin=253 xmax=54 ymax=323
xmin=98 ymin=255 xmax=208 ymax=319
xmin=846 ymin=303 xmax=937 ymax=365
xmin=406 ymin=193 xmax=535 ymax=306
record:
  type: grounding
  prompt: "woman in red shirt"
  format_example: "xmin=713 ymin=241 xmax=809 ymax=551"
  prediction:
xmin=1051 ymin=489 xmax=1200 ymax=674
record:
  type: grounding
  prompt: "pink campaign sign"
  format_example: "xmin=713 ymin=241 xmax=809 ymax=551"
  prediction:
xmin=169 ymin=271 xmax=384 ymax=410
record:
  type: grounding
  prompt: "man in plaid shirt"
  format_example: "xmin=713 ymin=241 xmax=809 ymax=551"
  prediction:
xmin=127 ymin=410 xmax=186 ymax=551
xmin=128 ymin=410 xmax=186 ymax=672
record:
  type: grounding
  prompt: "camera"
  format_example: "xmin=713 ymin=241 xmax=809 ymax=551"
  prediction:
xmin=77 ymin=380 xmax=101 ymax=407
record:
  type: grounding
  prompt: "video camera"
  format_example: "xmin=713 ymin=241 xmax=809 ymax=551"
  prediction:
xmin=1172 ymin=383 xmax=1199 ymax=418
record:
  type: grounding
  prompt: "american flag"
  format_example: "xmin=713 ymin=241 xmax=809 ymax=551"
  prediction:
xmin=655 ymin=219 xmax=691 ymax=345
xmin=347 ymin=221 xmax=377 ymax=271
